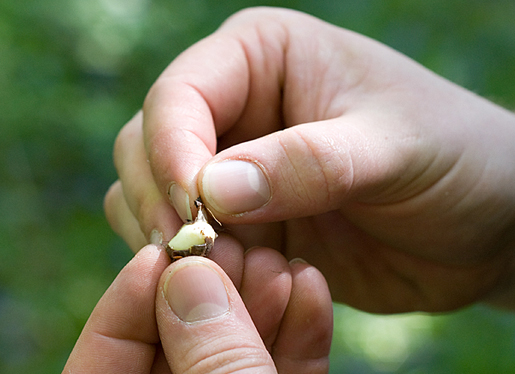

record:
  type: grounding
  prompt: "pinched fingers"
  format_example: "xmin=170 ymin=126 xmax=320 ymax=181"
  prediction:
xmin=141 ymin=37 xmax=246 ymax=223
xmin=141 ymin=9 xmax=295 ymax=223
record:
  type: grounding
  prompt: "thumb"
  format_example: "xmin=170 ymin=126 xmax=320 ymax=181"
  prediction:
xmin=156 ymin=257 xmax=276 ymax=374
xmin=198 ymin=118 xmax=416 ymax=222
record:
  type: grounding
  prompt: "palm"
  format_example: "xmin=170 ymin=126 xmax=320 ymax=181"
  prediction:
xmin=293 ymin=212 xmax=509 ymax=312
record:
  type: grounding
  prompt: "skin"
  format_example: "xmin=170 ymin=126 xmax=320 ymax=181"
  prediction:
xmin=107 ymin=7 xmax=515 ymax=312
xmin=64 ymin=243 xmax=333 ymax=374
xmin=71 ymin=6 xmax=515 ymax=373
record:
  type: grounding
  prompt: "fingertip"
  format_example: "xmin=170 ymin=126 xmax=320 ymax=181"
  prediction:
xmin=272 ymin=259 xmax=333 ymax=374
xmin=198 ymin=122 xmax=355 ymax=223
xmin=289 ymin=257 xmax=308 ymax=265
xmin=168 ymin=182 xmax=193 ymax=222
xmin=162 ymin=259 xmax=230 ymax=323
xmin=156 ymin=257 xmax=275 ymax=373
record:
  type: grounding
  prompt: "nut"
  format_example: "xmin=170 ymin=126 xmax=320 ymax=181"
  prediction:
xmin=166 ymin=198 xmax=217 ymax=261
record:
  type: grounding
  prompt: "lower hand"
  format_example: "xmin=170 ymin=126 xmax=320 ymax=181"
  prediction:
xmin=63 ymin=243 xmax=333 ymax=373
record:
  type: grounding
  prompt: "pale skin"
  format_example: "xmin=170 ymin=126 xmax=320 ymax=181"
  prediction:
xmin=67 ymin=7 xmax=515 ymax=373
xmin=64 ymin=243 xmax=333 ymax=373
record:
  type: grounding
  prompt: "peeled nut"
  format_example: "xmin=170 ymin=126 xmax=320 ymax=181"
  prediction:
xmin=166 ymin=198 xmax=217 ymax=261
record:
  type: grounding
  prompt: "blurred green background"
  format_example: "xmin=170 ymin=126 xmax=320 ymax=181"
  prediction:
xmin=2 ymin=0 xmax=515 ymax=373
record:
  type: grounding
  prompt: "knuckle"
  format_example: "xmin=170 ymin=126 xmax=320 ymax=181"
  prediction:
xmin=222 ymin=6 xmax=296 ymax=26
xmin=277 ymin=129 xmax=331 ymax=209
xmin=142 ymin=77 xmax=168 ymax=117
xmin=289 ymin=127 xmax=353 ymax=206
xmin=222 ymin=7 xmax=269 ymax=25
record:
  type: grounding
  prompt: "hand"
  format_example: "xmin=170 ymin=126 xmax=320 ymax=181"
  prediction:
xmin=63 ymin=243 xmax=333 ymax=373
xmin=105 ymin=7 xmax=515 ymax=312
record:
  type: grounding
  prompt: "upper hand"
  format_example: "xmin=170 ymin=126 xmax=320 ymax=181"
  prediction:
xmin=105 ymin=7 xmax=515 ymax=312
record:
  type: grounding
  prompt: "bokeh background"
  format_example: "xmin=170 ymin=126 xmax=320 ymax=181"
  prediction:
xmin=2 ymin=0 xmax=515 ymax=373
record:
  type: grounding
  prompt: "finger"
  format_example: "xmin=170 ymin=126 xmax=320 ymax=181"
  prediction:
xmin=114 ymin=112 xmax=182 ymax=240
xmin=150 ymin=344 xmax=172 ymax=374
xmin=222 ymin=222 xmax=283 ymax=254
xmin=207 ymin=233 xmax=245 ymax=289
xmin=142 ymin=9 xmax=290 ymax=221
xmin=239 ymin=247 xmax=292 ymax=351
xmin=104 ymin=180 xmax=147 ymax=252
xmin=272 ymin=259 xmax=333 ymax=374
xmin=155 ymin=257 xmax=276 ymax=373
xmin=198 ymin=117 xmax=426 ymax=222
xmin=64 ymin=244 xmax=170 ymax=373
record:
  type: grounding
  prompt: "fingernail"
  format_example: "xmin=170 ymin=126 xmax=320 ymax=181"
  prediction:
xmin=201 ymin=160 xmax=271 ymax=214
xmin=289 ymin=257 xmax=308 ymax=265
xmin=169 ymin=183 xmax=193 ymax=222
xmin=150 ymin=229 xmax=163 ymax=245
xmin=164 ymin=261 xmax=229 ymax=323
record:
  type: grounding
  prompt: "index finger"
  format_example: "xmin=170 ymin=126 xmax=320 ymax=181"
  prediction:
xmin=142 ymin=8 xmax=287 ymax=221
xmin=63 ymin=245 xmax=170 ymax=373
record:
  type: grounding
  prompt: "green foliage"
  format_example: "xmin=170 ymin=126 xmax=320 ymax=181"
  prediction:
xmin=329 ymin=305 xmax=515 ymax=373
xmin=1 ymin=0 xmax=515 ymax=373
